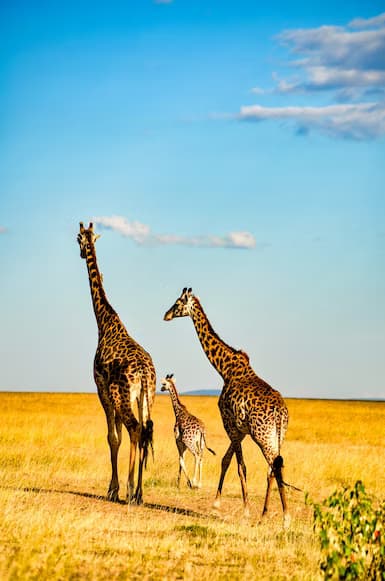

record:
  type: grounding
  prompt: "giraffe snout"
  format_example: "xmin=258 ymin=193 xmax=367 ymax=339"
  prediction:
xmin=163 ymin=309 xmax=173 ymax=321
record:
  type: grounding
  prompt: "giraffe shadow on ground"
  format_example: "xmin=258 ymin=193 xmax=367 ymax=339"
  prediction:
xmin=0 ymin=485 xmax=215 ymax=520
xmin=143 ymin=502 xmax=217 ymax=520
xmin=0 ymin=485 xmax=125 ymax=504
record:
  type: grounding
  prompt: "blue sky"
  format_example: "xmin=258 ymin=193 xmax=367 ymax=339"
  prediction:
xmin=0 ymin=0 xmax=384 ymax=399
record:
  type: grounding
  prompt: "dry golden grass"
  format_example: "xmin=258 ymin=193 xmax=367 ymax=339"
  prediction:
xmin=0 ymin=392 xmax=384 ymax=580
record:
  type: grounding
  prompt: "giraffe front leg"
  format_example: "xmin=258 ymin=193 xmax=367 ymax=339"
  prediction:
xmin=176 ymin=442 xmax=192 ymax=488
xmin=180 ymin=453 xmax=192 ymax=488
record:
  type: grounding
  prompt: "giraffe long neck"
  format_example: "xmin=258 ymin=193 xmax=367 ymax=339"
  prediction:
xmin=167 ymin=382 xmax=186 ymax=420
xmin=84 ymin=241 xmax=116 ymax=334
xmin=190 ymin=297 xmax=247 ymax=380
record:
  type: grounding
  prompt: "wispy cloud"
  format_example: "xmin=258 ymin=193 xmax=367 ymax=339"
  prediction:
xmin=92 ymin=215 xmax=256 ymax=249
xmin=236 ymin=12 xmax=385 ymax=140
xmin=0 ymin=226 xmax=7 ymax=234
xmin=239 ymin=102 xmax=385 ymax=140
xmin=346 ymin=12 xmax=385 ymax=30
xmin=276 ymin=16 xmax=385 ymax=95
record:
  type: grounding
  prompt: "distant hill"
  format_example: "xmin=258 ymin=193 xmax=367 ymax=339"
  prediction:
xmin=181 ymin=389 xmax=220 ymax=396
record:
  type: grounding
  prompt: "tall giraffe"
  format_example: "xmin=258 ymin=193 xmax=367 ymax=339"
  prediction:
xmin=161 ymin=373 xmax=215 ymax=489
xmin=77 ymin=222 xmax=156 ymax=504
xmin=164 ymin=288 xmax=290 ymax=527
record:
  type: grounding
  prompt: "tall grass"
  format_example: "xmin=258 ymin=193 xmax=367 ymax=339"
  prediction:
xmin=0 ymin=393 xmax=384 ymax=580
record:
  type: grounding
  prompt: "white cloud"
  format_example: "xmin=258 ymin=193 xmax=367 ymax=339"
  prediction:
xmin=251 ymin=86 xmax=267 ymax=95
xmin=237 ymin=12 xmax=385 ymax=140
xmin=277 ymin=24 xmax=385 ymax=72
xmin=227 ymin=231 xmax=256 ymax=248
xmin=276 ymin=66 xmax=385 ymax=93
xmin=92 ymin=215 xmax=150 ymax=243
xmin=275 ymin=14 xmax=385 ymax=96
xmin=239 ymin=102 xmax=385 ymax=140
xmin=349 ymin=12 xmax=385 ymax=29
xmin=93 ymin=216 xmax=256 ymax=249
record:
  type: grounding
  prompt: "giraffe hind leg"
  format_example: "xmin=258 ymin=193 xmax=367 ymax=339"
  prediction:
xmin=213 ymin=442 xmax=235 ymax=509
xmin=107 ymin=415 xmax=122 ymax=502
xmin=127 ymin=431 xmax=139 ymax=504
xmin=261 ymin=469 xmax=274 ymax=518
xmin=133 ymin=436 xmax=145 ymax=505
xmin=234 ymin=443 xmax=249 ymax=517
xmin=191 ymin=452 xmax=202 ymax=489
xmin=272 ymin=455 xmax=291 ymax=528
xmin=261 ymin=454 xmax=290 ymax=528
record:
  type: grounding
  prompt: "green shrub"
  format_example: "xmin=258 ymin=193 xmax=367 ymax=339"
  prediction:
xmin=307 ymin=481 xmax=385 ymax=580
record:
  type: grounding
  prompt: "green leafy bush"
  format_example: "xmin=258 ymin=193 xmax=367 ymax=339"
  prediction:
xmin=307 ymin=481 xmax=385 ymax=580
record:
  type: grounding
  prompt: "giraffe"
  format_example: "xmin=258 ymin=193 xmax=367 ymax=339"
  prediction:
xmin=77 ymin=222 xmax=156 ymax=505
xmin=164 ymin=288 xmax=291 ymax=527
xmin=161 ymin=373 xmax=216 ymax=489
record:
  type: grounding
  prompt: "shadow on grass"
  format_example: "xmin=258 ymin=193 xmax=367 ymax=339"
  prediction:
xmin=143 ymin=502 xmax=216 ymax=520
xmin=0 ymin=485 xmax=215 ymax=519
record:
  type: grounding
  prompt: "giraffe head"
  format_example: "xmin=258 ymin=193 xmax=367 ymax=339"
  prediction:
xmin=160 ymin=373 xmax=175 ymax=392
xmin=77 ymin=222 xmax=101 ymax=259
xmin=164 ymin=288 xmax=194 ymax=321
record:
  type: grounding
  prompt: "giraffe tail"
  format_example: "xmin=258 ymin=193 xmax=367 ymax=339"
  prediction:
xmin=142 ymin=418 xmax=154 ymax=469
xmin=140 ymin=373 xmax=154 ymax=469
xmin=273 ymin=411 xmax=301 ymax=491
xmin=273 ymin=456 xmax=302 ymax=492
xmin=202 ymin=433 xmax=216 ymax=455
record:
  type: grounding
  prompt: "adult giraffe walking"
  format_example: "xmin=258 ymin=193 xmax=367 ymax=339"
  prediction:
xmin=164 ymin=287 xmax=290 ymax=527
xmin=77 ymin=222 xmax=155 ymax=504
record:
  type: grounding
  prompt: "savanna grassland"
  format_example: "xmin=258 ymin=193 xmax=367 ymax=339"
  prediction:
xmin=0 ymin=392 xmax=384 ymax=580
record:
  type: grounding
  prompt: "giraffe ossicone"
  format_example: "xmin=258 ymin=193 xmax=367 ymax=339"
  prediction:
xmin=164 ymin=287 xmax=291 ymax=527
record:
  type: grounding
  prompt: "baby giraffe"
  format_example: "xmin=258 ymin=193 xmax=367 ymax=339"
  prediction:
xmin=161 ymin=374 xmax=215 ymax=489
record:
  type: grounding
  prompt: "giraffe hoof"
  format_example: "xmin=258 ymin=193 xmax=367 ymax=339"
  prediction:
xmin=283 ymin=513 xmax=291 ymax=530
xmin=107 ymin=489 xmax=120 ymax=502
xmin=130 ymin=491 xmax=143 ymax=505
xmin=243 ymin=507 xmax=251 ymax=519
